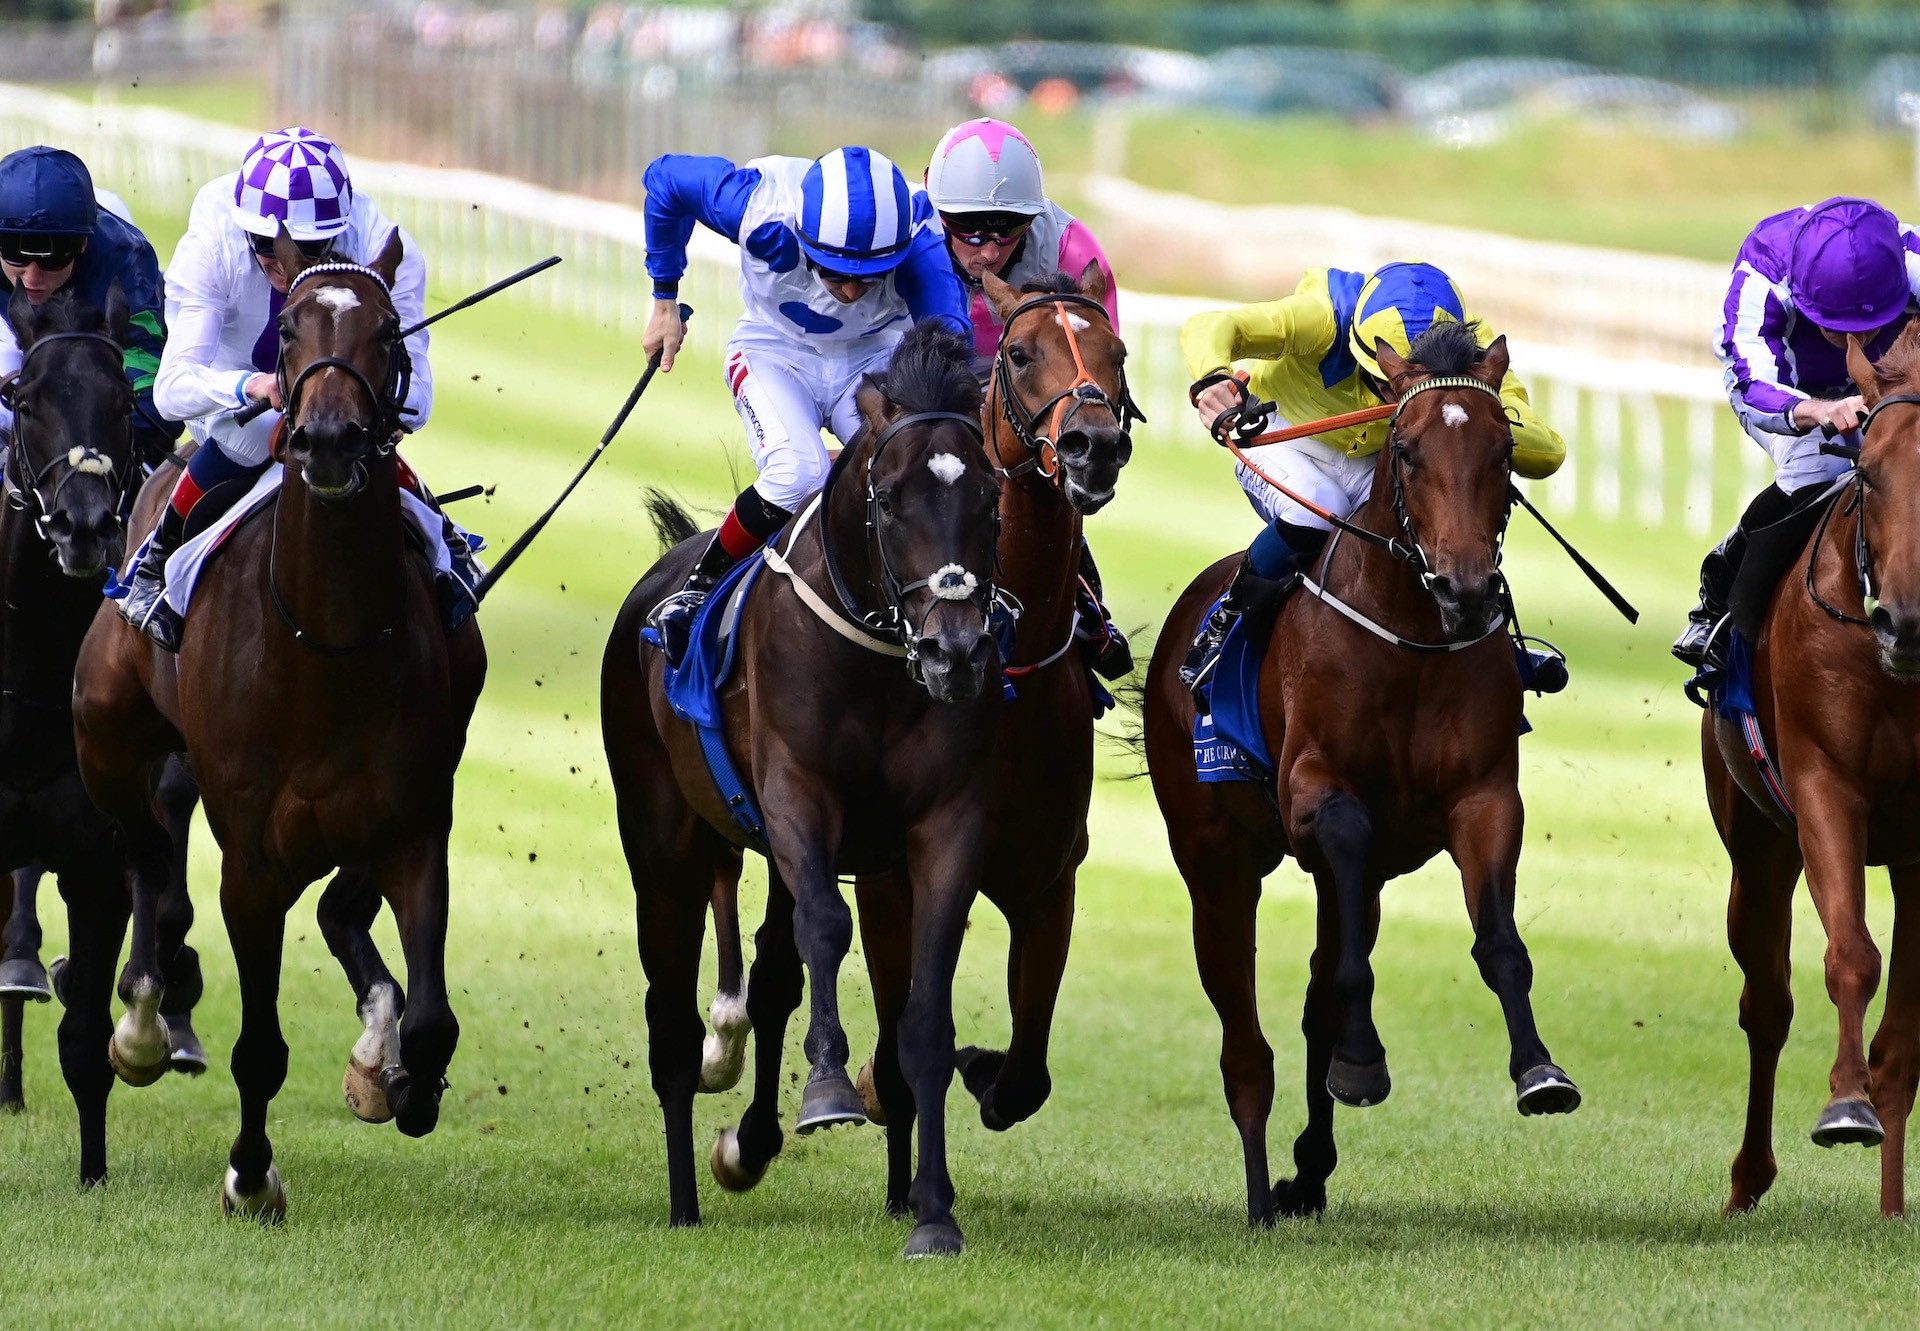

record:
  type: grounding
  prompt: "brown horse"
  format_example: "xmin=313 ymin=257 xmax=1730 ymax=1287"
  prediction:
xmin=1142 ymin=322 xmax=1580 ymax=1227
xmin=1709 ymin=322 xmax=1920 ymax=1218
xmin=0 ymin=286 xmax=203 ymax=1130
xmin=603 ymin=321 xmax=1003 ymax=1257
xmin=71 ymin=231 xmax=486 ymax=1212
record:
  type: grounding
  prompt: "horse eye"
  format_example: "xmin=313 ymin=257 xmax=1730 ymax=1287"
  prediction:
xmin=1007 ymin=345 xmax=1031 ymax=369
xmin=874 ymin=489 xmax=896 ymax=517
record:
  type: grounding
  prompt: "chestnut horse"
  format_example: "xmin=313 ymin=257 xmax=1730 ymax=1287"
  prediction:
xmin=72 ymin=232 xmax=486 ymax=1213
xmin=603 ymin=321 xmax=1002 ymax=1258
xmin=0 ymin=286 xmax=202 ymax=1129
xmin=1142 ymin=323 xmax=1580 ymax=1227
xmin=1709 ymin=322 xmax=1920 ymax=1218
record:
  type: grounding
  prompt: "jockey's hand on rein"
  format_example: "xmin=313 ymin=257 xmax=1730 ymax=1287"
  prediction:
xmin=244 ymin=372 xmax=284 ymax=411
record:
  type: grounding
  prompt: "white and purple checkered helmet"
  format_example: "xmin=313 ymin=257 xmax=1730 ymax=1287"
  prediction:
xmin=231 ymin=128 xmax=353 ymax=241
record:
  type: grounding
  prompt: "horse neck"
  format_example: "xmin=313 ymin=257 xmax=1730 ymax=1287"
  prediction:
xmin=0 ymin=504 xmax=95 ymax=718
xmin=820 ymin=433 xmax=881 ymax=608
xmin=986 ymin=412 xmax=1081 ymax=659
xmin=273 ymin=453 xmax=406 ymax=646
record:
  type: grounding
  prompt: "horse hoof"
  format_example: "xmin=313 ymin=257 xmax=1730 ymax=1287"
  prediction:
xmin=1 ymin=1092 xmax=23 ymax=1116
xmin=1270 ymin=1175 xmax=1327 ymax=1219
xmin=796 ymin=1068 xmax=867 ymax=1134
xmin=108 ymin=1012 xmax=170 ymax=1089
xmin=1811 ymin=1098 xmax=1884 ymax=1148
xmin=342 ymin=1058 xmax=394 ymax=1124
xmin=219 ymin=1165 xmax=287 ymax=1224
xmin=955 ymin=1045 xmax=1005 ymax=1103
xmin=47 ymin=955 xmax=69 ymax=1007
xmin=710 ymin=1126 xmax=768 ymax=1193
xmin=904 ymin=1220 xmax=965 ymax=1259
xmin=855 ymin=1058 xmax=889 ymax=1127
xmin=1516 ymin=1063 xmax=1581 ymax=1116
xmin=165 ymin=1015 xmax=208 ymax=1077
xmin=390 ymin=1072 xmax=444 ymax=1139
xmin=1326 ymin=1055 xmax=1391 ymax=1108
xmin=0 ymin=957 xmax=52 ymax=1002
xmin=698 ymin=991 xmax=751 ymax=1094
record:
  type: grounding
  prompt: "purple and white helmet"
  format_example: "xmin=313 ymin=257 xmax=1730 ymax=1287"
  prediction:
xmin=231 ymin=128 xmax=353 ymax=242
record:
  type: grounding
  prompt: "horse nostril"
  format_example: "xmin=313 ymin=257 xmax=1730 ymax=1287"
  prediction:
xmin=966 ymin=635 xmax=994 ymax=673
xmin=1427 ymin=574 xmax=1455 ymax=600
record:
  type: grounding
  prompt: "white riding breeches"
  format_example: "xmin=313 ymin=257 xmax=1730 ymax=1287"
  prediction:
xmin=1233 ymin=417 xmax=1377 ymax=532
xmin=725 ymin=342 xmax=891 ymax=512
xmin=1742 ymin=417 xmax=1856 ymax=494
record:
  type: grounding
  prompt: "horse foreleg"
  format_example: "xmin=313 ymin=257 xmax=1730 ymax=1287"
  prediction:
xmin=1292 ymin=777 xmax=1388 ymax=1108
xmin=54 ymin=864 xmax=128 ymax=1185
xmin=377 ymin=838 xmax=459 ymax=1142
xmin=0 ymin=865 xmax=51 ymax=998
xmin=1447 ymin=785 xmax=1578 ymax=1113
xmin=897 ymin=806 xmax=986 ymax=1259
xmin=1721 ymin=792 xmax=1799 ymax=1215
xmin=317 ymin=866 xmax=403 ymax=1124
xmin=716 ymin=877 xmax=802 ymax=1193
xmin=1870 ymin=865 xmax=1920 ymax=1218
xmin=152 ymin=755 xmax=207 ymax=1076
xmin=854 ymin=869 xmax=916 ymax=1218
xmin=1793 ymin=778 xmax=1884 ymax=1147
xmin=108 ymin=823 xmax=173 ymax=1090
xmin=0 ymin=868 xmax=25 ymax=1113
xmin=960 ymin=857 xmax=1078 ymax=1133
xmin=217 ymin=858 xmax=288 ymax=1222
xmin=699 ymin=849 xmax=751 ymax=1095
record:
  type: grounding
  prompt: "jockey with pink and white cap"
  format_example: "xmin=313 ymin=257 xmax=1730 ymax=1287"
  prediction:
xmin=118 ymin=127 xmax=479 ymax=651
xmin=926 ymin=118 xmax=1131 ymax=678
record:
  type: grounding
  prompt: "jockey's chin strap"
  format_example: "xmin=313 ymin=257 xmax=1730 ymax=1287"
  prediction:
xmin=990 ymin=292 xmax=1142 ymax=485
xmin=1 ymin=330 xmax=137 ymax=543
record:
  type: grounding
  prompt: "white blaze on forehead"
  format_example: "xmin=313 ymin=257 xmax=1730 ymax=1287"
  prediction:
xmin=927 ymin=452 xmax=968 ymax=484
xmin=314 ymin=287 xmax=360 ymax=316
xmin=1441 ymin=403 xmax=1469 ymax=428
xmin=1067 ymin=314 xmax=1090 ymax=332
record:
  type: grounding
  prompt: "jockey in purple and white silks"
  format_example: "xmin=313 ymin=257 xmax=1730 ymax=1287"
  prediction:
xmin=1674 ymin=197 xmax=1920 ymax=669
xmin=639 ymin=145 xmax=969 ymax=666
xmin=922 ymin=118 xmax=1132 ymax=680
xmin=117 ymin=128 xmax=479 ymax=652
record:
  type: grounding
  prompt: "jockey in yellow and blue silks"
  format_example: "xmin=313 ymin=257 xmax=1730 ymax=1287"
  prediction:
xmin=1179 ymin=261 xmax=1567 ymax=690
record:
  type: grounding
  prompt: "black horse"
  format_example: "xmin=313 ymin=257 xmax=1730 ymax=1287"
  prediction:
xmin=603 ymin=321 xmax=1004 ymax=1257
xmin=0 ymin=285 xmax=202 ymax=1133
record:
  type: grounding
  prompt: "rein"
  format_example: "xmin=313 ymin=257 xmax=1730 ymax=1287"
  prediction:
xmin=990 ymin=292 xmax=1142 ymax=484
xmin=2 ymin=330 xmax=137 ymax=542
xmin=1806 ymin=393 xmax=1920 ymax=627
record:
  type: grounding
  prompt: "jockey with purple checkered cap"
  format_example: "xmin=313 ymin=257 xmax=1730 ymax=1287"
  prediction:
xmin=119 ymin=127 xmax=476 ymax=652
xmin=637 ymin=144 xmax=969 ymax=666
xmin=1674 ymin=197 xmax=1920 ymax=670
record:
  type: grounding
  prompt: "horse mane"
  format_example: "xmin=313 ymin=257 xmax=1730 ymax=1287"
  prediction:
xmin=1020 ymin=272 xmax=1079 ymax=296
xmin=1870 ymin=318 xmax=1920 ymax=385
xmin=8 ymin=284 xmax=103 ymax=346
xmin=1406 ymin=319 xmax=1486 ymax=376
xmin=644 ymin=488 xmax=702 ymax=553
xmin=873 ymin=319 xmax=981 ymax=417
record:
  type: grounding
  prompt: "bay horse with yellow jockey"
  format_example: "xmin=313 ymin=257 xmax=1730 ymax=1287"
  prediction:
xmin=1142 ymin=321 xmax=1581 ymax=1227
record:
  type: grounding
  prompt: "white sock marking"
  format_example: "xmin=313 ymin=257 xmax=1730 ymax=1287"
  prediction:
xmin=927 ymin=452 xmax=967 ymax=484
xmin=1441 ymin=403 xmax=1469 ymax=427
xmin=353 ymin=982 xmax=401 ymax=1071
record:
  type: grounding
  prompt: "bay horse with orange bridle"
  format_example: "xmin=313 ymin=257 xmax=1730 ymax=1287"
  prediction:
xmin=1142 ymin=322 xmax=1580 ymax=1227
xmin=71 ymin=231 xmax=485 ymax=1212
xmin=1709 ymin=322 xmax=1920 ymax=1218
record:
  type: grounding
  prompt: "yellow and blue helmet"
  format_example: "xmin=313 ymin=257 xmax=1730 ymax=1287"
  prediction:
xmin=1347 ymin=262 xmax=1467 ymax=381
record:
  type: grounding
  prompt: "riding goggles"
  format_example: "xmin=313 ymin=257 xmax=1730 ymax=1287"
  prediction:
xmin=810 ymin=260 xmax=878 ymax=288
xmin=248 ymin=231 xmax=336 ymax=262
xmin=0 ymin=233 xmax=85 ymax=270
xmin=940 ymin=212 xmax=1032 ymax=249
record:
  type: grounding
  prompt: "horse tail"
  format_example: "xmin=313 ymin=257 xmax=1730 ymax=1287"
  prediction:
xmin=1105 ymin=677 xmax=1150 ymax=779
xmin=644 ymin=488 xmax=702 ymax=553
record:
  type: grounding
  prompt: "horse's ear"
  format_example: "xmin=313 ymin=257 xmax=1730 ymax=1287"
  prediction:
xmin=1373 ymin=338 xmax=1411 ymax=388
xmin=371 ymin=228 xmax=404 ymax=290
xmin=981 ymin=269 xmax=1021 ymax=323
xmin=1075 ymin=259 xmax=1109 ymax=309
xmin=102 ymin=279 xmax=129 ymax=343
xmin=1473 ymin=334 xmax=1510 ymax=390
xmin=5 ymin=280 xmax=35 ymax=349
xmin=1847 ymin=333 xmax=1885 ymax=407
xmin=855 ymin=373 xmax=899 ymax=435
xmin=272 ymin=223 xmax=312 ymax=282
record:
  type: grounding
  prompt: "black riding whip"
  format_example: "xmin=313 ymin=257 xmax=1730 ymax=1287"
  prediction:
xmin=474 ymin=304 xmax=693 ymax=601
xmin=1508 ymin=484 xmax=1639 ymax=624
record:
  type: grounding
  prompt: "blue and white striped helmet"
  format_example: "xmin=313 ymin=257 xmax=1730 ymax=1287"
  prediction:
xmin=798 ymin=146 xmax=913 ymax=278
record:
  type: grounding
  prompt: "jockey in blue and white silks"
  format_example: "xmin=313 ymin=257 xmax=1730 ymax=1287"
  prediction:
xmin=117 ymin=127 xmax=479 ymax=652
xmin=1673 ymin=197 xmax=1920 ymax=668
xmin=639 ymin=145 xmax=969 ymax=665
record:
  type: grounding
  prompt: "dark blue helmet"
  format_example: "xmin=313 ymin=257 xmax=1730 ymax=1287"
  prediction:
xmin=0 ymin=146 xmax=98 ymax=237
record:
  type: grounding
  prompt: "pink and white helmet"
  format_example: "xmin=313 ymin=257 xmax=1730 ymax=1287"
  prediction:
xmin=231 ymin=128 xmax=354 ymax=241
xmin=926 ymin=118 xmax=1046 ymax=217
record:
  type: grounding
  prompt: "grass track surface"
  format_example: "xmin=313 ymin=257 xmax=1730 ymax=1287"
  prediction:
xmin=5 ymin=286 xmax=1919 ymax=1327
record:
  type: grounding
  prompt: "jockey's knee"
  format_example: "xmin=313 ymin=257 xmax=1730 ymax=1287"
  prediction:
xmin=754 ymin=443 xmax=830 ymax=512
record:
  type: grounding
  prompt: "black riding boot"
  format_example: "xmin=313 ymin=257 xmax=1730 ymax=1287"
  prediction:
xmin=1671 ymin=484 xmax=1797 ymax=668
xmin=647 ymin=533 xmax=740 ymax=669
xmin=117 ymin=504 xmax=188 ymax=654
xmin=1074 ymin=543 xmax=1133 ymax=680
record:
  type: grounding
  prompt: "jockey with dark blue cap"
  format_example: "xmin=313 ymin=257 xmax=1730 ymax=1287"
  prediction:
xmin=0 ymin=145 xmax=180 ymax=462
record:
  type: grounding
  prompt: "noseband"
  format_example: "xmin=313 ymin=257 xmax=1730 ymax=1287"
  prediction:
xmin=815 ymin=409 xmax=997 ymax=683
xmin=990 ymin=292 xmax=1142 ymax=483
xmin=1 ymin=330 xmax=135 ymax=544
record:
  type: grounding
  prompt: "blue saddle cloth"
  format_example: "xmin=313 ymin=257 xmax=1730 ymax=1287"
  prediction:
xmin=1193 ymin=596 xmax=1275 ymax=784
xmin=660 ymin=553 xmax=770 ymax=840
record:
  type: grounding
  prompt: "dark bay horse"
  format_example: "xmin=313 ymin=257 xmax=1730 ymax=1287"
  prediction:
xmin=1142 ymin=324 xmax=1580 ymax=1227
xmin=72 ymin=231 xmax=486 ymax=1213
xmin=0 ymin=285 xmax=202 ymax=1130
xmin=1710 ymin=323 xmax=1920 ymax=1218
xmin=603 ymin=321 xmax=1002 ymax=1258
